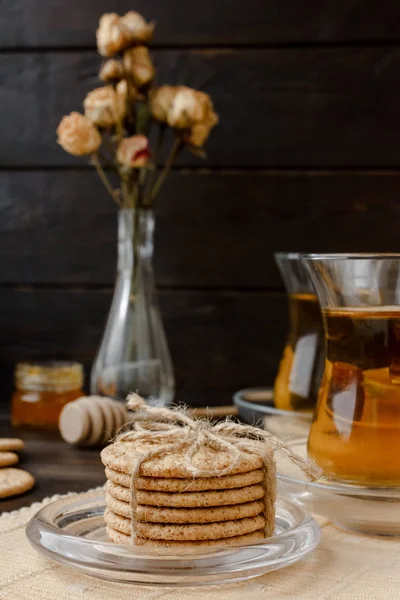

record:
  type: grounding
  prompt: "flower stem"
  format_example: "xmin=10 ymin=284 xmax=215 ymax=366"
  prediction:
xmin=143 ymin=124 xmax=165 ymax=206
xmin=153 ymin=124 xmax=166 ymax=166
xmin=138 ymin=167 xmax=148 ymax=209
xmin=116 ymin=116 xmax=124 ymax=144
xmin=121 ymin=179 xmax=132 ymax=209
xmin=150 ymin=137 xmax=182 ymax=202
xmin=91 ymin=154 xmax=122 ymax=208
xmin=97 ymin=149 xmax=119 ymax=174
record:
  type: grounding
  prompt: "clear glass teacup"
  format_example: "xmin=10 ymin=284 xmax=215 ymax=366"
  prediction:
xmin=303 ymin=253 xmax=400 ymax=485
xmin=274 ymin=253 xmax=325 ymax=412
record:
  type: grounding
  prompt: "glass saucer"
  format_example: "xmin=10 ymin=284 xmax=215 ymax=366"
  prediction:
xmin=277 ymin=439 xmax=400 ymax=536
xmin=233 ymin=388 xmax=312 ymax=439
xmin=26 ymin=489 xmax=320 ymax=586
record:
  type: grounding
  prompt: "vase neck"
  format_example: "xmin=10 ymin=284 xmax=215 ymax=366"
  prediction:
xmin=117 ymin=208 xmax=154 ymax=272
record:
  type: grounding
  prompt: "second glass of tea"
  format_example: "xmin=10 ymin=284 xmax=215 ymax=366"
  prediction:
xmin=303 ymin=253 xmax=400 ymax=485
xmin=274 ymin=253 xmax=325 ymax=412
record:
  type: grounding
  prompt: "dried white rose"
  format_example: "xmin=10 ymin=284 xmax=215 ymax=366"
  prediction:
xmin=168 ymin=87 xmax=207 ymax=128
xmin=123 ymin=46 xmax=155 ymax=88
xmin=150 ymin=85 xmax=177 ymax=122
xmin=117 ymin=135 xmax=150 ymax=167
xmin=99 ymin=59 xmax=123 ymax=82
xmin=120 ymin=11 xmax=155 ymax=43
xmin=185 ymin=118 xmax=218 ymax=147
xmin=57 ymin=112 xmax=101 ymax=156
xmin=116 ymin=79 xmax=128 ymax=102
xmin=96 ymin=13 xmax=131 ymax=57
xmin=152 ymin=85 xmax=218 ymax=147
xmin=83 ymin=86 xmax=125 ymax=127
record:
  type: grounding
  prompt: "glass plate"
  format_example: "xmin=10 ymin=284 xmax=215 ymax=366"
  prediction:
xmin=233 ymin=387 xmax=312 ymax=439
xmin=26 ymin=489 xmax=320 ymax=586
xmin=277 ymin=439 xmax=400 ymax=536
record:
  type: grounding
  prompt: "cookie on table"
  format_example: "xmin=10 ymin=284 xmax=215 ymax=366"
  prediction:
xmin=0 ymin=468 xmax=35 ymax=499
xmin=101 ymin=441 xmax=264 ymax=479
xmin=106 ymin=492 xmax=264 ymax=523
xmin=59 ymin=402 xmax=91 ymax=445
xmin=91 ymin=396 xmax=128 ymax=442
xmin=106 ymin=479 xmax=265 ymax=507
xmin=106 ymin=525 xmax=265 ymax=547
xmin=96 ymin=399 xmax=115 ymax=444
xmin=105 ymin=508 xmax=266 ymax=540
xmin=0 ymin=438 xmax=24 ymax=452
xmin=101 ymin=398 xmax=128 ymax=434
xmin=101 ymin=399 xmax=277 ymax=548
xmin=105 ymin=466 xmax=264 ymax=492
xmin=77 ymin=398 xmax=105 ymax=446
xmin=59 ymin=396 xmax=129 ymax=446
xmin=0 ymin=452 xmax=19 ymax=468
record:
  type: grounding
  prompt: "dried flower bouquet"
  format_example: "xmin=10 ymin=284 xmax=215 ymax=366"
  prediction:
xmin=57 ymin=10 xmax=218 ymax=209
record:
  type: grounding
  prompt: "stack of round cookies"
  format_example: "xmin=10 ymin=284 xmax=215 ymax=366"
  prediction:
xmin=101 ymin=440 xmax=275 ymax=547
xmin=59 ymin=396 xmax=129 ymax=446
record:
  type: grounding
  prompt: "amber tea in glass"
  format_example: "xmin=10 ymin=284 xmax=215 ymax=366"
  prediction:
xmin=274 ymin=253 xmax=324 ymax=412
xmin=303 ymin=254 xmax=400 ymax=485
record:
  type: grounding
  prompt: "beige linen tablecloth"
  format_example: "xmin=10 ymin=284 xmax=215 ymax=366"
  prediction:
xmin=0 ymin=489 xmax=399 ymax=600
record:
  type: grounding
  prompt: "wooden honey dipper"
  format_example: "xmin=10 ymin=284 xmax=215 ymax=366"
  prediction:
xmin=59 ymin=396 xmax=129 ymax=447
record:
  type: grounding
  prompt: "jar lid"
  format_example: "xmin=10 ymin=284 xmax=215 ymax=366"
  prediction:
xmin=15 ymin=361 xmax=84 ymax=393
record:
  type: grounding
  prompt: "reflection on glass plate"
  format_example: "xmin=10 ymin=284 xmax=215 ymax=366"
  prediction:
xmin=277 ymin=439 xmax=400 ymax=536
xmin=233 ymin=388 xmax=312 ymax=439
xmin=26 ymin=489 xmax=320 ymax=587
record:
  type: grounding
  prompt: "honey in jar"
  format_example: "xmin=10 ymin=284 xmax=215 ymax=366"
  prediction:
xmin=12 ymin=361 xmax=84 ymax=429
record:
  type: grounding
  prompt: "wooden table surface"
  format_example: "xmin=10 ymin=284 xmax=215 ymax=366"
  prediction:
xmin=0 ymin=416 xmax=106 ymax=513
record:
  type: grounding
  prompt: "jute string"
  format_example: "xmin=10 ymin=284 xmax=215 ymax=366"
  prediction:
xmin=115 ymin=394 xmax=322 ymax=543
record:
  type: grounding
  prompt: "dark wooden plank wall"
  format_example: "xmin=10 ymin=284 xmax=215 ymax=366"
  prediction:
xmin=0 ymin=1 xmax=400 ymax=407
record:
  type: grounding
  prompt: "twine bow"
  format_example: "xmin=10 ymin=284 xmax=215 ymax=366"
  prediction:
xmin=115 ymin=393 xmax=321 ymax=543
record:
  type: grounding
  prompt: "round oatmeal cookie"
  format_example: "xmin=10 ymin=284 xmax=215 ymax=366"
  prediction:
xmin=0 ymin=438 xmax=24 ymax=452
xmin=105 ymin=466 xmax=264 ymax=491
xmin=0 ymin=468 xmax=34 ymax=499
xmin=104 ymin=508 xmax=266 ymax=541
xmin=106 ymin=492 xmax=264 ymax=523
xmin=106 ymin=479 xmax=265 ymax=507
xmin=101 ymin=441 xmax=264 ymax=479
xmin=106 ymin=525 xmax=265 ymax=547
xmin=0 ymin=452 xmax=19 ymax=468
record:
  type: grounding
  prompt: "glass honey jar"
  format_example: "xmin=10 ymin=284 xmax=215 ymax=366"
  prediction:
xmin=11 ymin=361 xmax=84 ymax=429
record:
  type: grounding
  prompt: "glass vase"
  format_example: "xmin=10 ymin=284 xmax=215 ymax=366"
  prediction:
xmin=90 ymin=208 xmax=175 ymax=406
